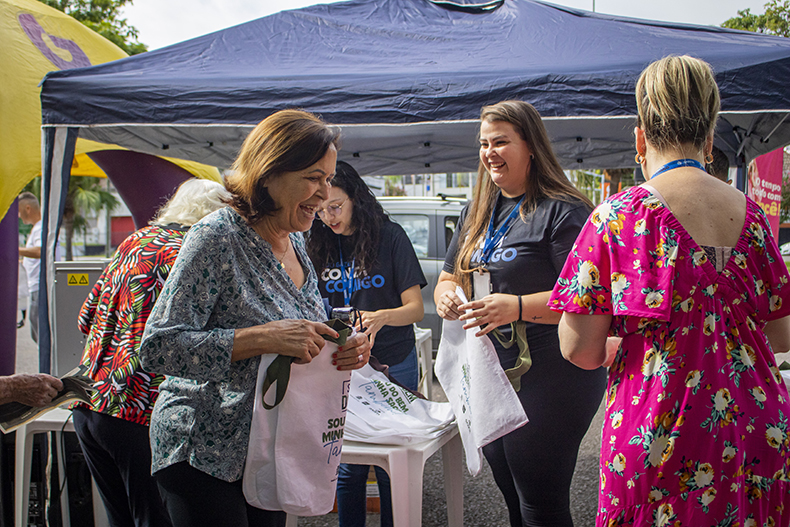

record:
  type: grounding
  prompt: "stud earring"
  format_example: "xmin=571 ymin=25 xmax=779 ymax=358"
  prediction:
xmin=635 ymin=153 xmax=645 ymax=164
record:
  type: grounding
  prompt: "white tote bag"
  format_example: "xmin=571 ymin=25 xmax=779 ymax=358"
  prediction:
xmin=344 ymin=364 xmax=455 ymax=445
xmin=243 ymin=320 xmax=353 ymax=516
xmin=434 ymin=287 xmax=528 ymax=475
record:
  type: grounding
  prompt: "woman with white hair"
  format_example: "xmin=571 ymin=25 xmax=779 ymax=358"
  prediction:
xmin=74 ymin=178 xmax=230 ymax=527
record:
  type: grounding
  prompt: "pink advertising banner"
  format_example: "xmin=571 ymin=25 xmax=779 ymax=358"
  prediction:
xmin=747 ymin=147 xmax=784 ymax=238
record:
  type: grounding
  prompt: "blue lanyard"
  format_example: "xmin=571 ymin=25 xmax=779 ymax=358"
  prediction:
xmin=337 ymin=241 xmax=355 ymax=307
xmin=650 ymin=158 xmax=705 ymax=179
xmin=480 ymin=195 xmax=524 ymax=266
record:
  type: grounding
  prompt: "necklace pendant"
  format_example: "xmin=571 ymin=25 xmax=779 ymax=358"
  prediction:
xmin=277 ymin=261 xmax=285 ymax=270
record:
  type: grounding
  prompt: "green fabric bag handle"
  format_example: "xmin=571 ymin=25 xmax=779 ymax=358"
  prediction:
xmin=260 ymin=319 xmax=353 ymax=410
xmin=491 ymin=320 xmax=532 ymax=392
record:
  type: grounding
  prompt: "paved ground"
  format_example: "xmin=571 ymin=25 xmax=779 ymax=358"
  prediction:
xmin=15 ymin=319 xmax=790 ymax=527
xmin=14 ymin=313 xmax=38 ymax=375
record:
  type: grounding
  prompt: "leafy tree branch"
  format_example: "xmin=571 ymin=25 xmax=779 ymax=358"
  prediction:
xmin=38 ymin=0 xmax=147 ymax=54
xmin=722 ymin=0 xmax=790 ymax=37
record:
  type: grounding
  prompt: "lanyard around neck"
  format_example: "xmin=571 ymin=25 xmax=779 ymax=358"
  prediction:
xmin=337 ymin=240 xmax=355 ymax=307
xmin=480 ymin=195 xmax=524 ymax=266
xmin=650 ymin=158 xmax=705 ymax=180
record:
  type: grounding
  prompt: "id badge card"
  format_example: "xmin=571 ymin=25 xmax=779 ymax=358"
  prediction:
xmin=472 ymin=268 xmax=492 ymax=301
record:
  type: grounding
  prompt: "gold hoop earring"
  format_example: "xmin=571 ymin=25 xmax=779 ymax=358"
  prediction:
xmin=705 ymin=153 xmax=714 ymax=164
xmin=635 ymin=153 xmax=644 ymax=165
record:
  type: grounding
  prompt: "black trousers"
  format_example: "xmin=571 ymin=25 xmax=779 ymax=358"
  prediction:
xmin=483 ymin=332 xmax=607 ymax=527
xmin=72 ymin=407 xmax=172 ymax=527
xmin=154 ymin=461 xmax=287 ymax=527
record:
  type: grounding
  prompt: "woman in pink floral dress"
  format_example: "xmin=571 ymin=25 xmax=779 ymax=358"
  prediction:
xmin=549 ymin=55 xmax=790 ymax=526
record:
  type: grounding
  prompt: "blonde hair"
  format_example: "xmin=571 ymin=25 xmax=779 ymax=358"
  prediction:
xmin=636 ymin=55 xmax=720 ymax=151
xmin=453 ymin=100 xmax=592 ymax=297
xmin=225 ymin=109 xmax=340 ymax=223
xmin=152 ymin=178 xmax=230 ymax=227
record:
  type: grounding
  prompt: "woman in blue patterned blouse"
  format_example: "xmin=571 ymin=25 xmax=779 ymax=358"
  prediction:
xmin=141 ymin=110 xmax=372 ymax=527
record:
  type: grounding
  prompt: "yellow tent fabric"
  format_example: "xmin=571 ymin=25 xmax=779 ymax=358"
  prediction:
xmin=0 ymin=0 xmax=221 ymax=219
xmin=1 ymin=0 xmax=125 ymax=217
xmin=73 ymin=140 xmax=223 ymax=183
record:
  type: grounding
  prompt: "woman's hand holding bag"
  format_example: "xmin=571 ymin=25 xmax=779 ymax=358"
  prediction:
xmin=434 ymin=287 xmax=528 ymax=475
xmin=243 ymin=319 xmax=368 ymax=516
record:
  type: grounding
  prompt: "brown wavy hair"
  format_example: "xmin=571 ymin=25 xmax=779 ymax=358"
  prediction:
xmin=453 ymin=100 xmax=593 ymax=297
xmin=225 ymin=109 xmax=340 ymax=223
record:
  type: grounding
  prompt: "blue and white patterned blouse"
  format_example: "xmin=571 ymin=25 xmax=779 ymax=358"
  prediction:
xmin=140 ymin=207 xmax=325 ymax=482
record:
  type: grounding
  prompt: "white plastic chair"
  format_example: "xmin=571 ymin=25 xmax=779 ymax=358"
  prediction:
xmin=15 ymin=408 xmax=109 ymax=527
xmin=414 ymin=325 xmax=433 ymax=400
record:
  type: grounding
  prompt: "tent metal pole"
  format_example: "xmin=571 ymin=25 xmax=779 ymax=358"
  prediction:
xmin=761 ymin=112 xmax=790 ymax=144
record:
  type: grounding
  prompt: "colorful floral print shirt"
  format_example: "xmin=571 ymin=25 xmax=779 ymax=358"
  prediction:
xmin=140 ymin=207 xmax=325 ymax=482
xmin=549 ymin=187 xmax=790 ymax=526
xmin=77 ymin=224 xmax=186 ymax=425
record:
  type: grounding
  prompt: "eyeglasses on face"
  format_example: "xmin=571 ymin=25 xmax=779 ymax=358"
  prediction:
xmin=316 ymin=198 xmax=348 ymax=218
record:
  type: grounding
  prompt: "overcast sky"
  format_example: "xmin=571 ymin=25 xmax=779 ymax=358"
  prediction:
xmin=123 ymin=0 xmax=770 ymax=51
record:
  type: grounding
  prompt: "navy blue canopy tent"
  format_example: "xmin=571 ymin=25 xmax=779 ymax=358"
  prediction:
xmin=35 ymin=0 xmax=790 ymax=370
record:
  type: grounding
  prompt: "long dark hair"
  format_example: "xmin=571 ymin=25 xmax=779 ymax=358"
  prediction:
xmin=453 ymin=100 xmax=593 ymax=297
xmin=307 ymin=161 xmax=387 ymax=276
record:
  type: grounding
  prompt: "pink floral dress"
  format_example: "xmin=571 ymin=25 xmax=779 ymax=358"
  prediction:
xmin=549 ymin=186 xmax=790 ymax=527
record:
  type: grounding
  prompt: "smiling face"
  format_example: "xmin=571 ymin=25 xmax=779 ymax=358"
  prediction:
xmin=320 ymin=186 xmax=355 ymax=236
xmin=265 ymin=144 xmax=337 ymax=233
xmin=479 ymin=119 xmax=532 ymax=197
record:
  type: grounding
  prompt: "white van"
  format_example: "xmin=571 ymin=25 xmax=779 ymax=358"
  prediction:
xmin=378 ymin=196 xmax=466 ymax=350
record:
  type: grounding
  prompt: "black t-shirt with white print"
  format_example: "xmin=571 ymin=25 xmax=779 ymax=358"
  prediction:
xmin=318 ymin=220 xmax=427 ymax=366
xmin=443 ymin=192 xmax=591 ymax=366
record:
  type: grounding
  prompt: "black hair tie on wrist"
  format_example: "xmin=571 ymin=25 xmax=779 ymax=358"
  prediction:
xmin=518 ymin=295 xmax=523 ymax=322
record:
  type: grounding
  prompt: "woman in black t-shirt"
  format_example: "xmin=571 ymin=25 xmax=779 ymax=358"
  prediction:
xmin=307 ymin=160 xmax=426 ymax=527
xmin=434 ymin=100 xmax=607 ymax=527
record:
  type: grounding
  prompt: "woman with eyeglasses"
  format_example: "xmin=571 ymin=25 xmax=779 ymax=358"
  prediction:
xmin=307 ymin=160 xmax=426 ymax=527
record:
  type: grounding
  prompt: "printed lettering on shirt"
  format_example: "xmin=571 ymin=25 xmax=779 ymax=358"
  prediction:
xmin=470 ymin=236 xmax=518 ymax=265
xmin=321 ymin=263 xmax=385 ymax=293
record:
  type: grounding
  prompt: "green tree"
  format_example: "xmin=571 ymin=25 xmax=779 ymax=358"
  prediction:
xmin=724 ymin=4 xmax=790 ymax=224
xmin=62 ymin=177 xmax=119 ymax=260
xmin=384 ymin=176 xmax=407 ymax=196
xmin=781 ymin=175 xmax=790 ymax=222
xmin=568 ymin=170 xmax=604 ymax=205
xmin=38 ymin=0 xmax=147 ymax=54
xmin=722 ymin=0 xmax=790 ymax=37
xmin=603 ymin=168 xmax=635 ymax=195
xmin=23 ymin=176 xmax=119 ymax=260
xmin=782 ymin=147 xmax=790 ymax=223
